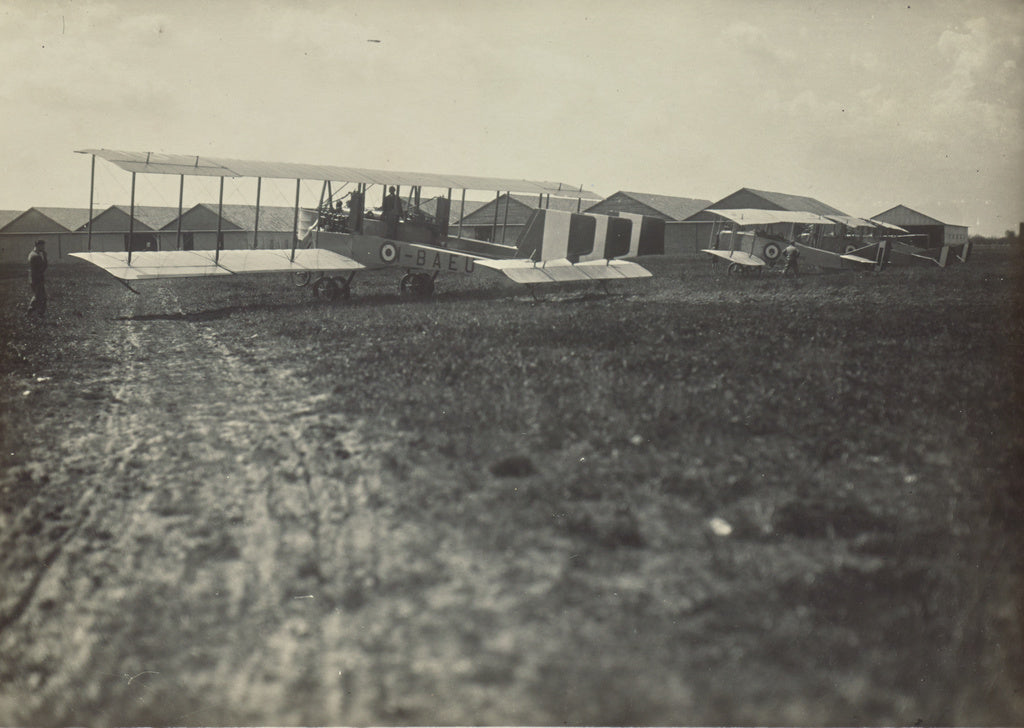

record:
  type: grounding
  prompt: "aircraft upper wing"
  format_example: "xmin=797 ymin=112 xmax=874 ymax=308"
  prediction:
xmin=871 ymin=220 xmax=909 ymax=233
xmin=77 ymin=149 xmax=602 ymax=200
xmin=708 ymin=209 xmax=836 ymax=226
xmin=71 ymin=248 xmax=364 ymax=281
xmin=824 ymin=214 xmax=876 ymax=228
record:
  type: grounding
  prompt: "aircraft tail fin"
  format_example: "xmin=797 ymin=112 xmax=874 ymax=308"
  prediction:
xmin=616 ymin=213 xmax=666 ymax=256
xmin=874 ymin=239 xmax=890 ymax=272
xmin=958 ymin=239 xmax=972 ymax=264
xmin=514 ymin=209 xmax=596 ymax=262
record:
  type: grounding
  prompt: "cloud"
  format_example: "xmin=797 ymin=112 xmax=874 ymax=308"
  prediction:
xmin=720 ymin=20 xmax=797 ymax=64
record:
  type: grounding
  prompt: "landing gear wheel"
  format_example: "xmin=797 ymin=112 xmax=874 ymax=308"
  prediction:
xmin=400 ymin=273 xmax=434 ymax=299
xmin=313 ymin=276 xmax=349 ymax=302
xmin=292 ymin=271 xmax=313 ymax=287
xmin=727 ymin=262 xmax=741 ymax=276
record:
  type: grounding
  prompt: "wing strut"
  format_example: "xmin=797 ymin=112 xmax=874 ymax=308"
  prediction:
xmin=215 ymin=176 xmax=224 ymax=264
xmin=254 ymin=177 xmax=262 ymax=250
xmin=290 ymin=178 xmax=301 ymax=262
xmin=87 ymin=153 xmax=96 ymax=252
xmin=492 ymin=191 xmax=500 ymax=242
xmin=457 ymin=189 xmax=466 ymax=239
xmin=128 ymin=172 xmax=136 ymax=265
xmin=501 ymin=191 xmax=511 ymax=244
xmin=175 ymin=174 xmax=184 ymax=250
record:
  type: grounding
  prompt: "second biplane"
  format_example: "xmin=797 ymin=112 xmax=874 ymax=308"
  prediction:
xmin=70 ymin=150 xmax=664 ymax=300
xmin=701 ymin=208 xmax=890 ymax=274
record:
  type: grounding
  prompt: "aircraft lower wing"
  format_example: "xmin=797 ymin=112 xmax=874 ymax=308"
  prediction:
xmin=796 ymin=242 xmax=888 ymax=271
xmin=838 ymin=252 xmax=877 ymax=265
xmin=700 ymin=249 xmax=766 ymax=267
xmin=71 ymin=248 xmax=364 ymax=280
xmin=475 ymin=258 xmax=651 ymax=284
xmin=887 ymin=241 xmax=949 ymax=267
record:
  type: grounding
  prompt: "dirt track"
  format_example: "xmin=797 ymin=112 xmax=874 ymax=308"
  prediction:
xmin=0 ymin=285 xmax=506 ymax=725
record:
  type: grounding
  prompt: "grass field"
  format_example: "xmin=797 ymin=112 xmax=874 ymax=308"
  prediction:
xmin=1 ymin=247 xmax=1022 ymax=725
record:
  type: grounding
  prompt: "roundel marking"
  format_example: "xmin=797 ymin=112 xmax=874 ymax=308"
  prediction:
xmin=762 ymin=242 xmax=781 ymax=261
xmin=380 ymin=242 xmax=398 ymax=263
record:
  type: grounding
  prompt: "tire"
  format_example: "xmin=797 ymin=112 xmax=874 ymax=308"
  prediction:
xmin=727 ymin=262 xmax=741 ymax=276
xmin=411 ymin=273 xmax=434 ymax=298
xmin=844 ymin=243 xmax=858 ymax=255
xmin=292 ymin=271 xmax=312 ymax=287
xmin=313 ymin=276 xmax=342 ymax=301
xmin=332 ymin=277 xmax=351 ymax=301
xmin=400 ymin=273 xmax=434 ymax=299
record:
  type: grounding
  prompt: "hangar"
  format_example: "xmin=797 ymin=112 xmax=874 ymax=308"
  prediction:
xmin=871 ymin=205 xmax=969 ymax=250
xmin=583 ymin=191 xmax=710 ymax=257
xmin=81 ymin=205 xmax=182 ymax=253
xmin=161 ymin=203 xmax=307 ymax=251
xmin=456 ymin=193 xmax=590 ymax=244
xmin=0 ymin=207 xmax=94 ymax=263
xmin=681 ymin=188 xmax=850 ymax=253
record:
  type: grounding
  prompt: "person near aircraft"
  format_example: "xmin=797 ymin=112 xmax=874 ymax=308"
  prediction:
xmin=382 ymin=186 xmax=403 ymax=239
xmin=783 ymin=241 xmax=800 ymax=276
xmin=27 ymin=239 xmax=48 ymax=318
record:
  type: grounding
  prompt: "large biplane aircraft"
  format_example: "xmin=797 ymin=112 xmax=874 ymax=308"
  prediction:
xmin=701 ymin=208 xmax=890 ymax=274
xmin=70 ymin=150 xmax=664 ymax=300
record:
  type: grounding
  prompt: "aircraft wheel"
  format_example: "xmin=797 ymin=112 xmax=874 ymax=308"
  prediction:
xmin=727 ymin=262 xmax=741 ymax=276
xmin=400 ymin=273 xmax=434 ymax=299
xmin=332 ymin=276 xmax=351 ymax=301
xmin=292 ymin=271 xmax=313 ymax=287
xmin=313 ymin=276 xmax=345 ymax=302
xmin=844 ymin=243 xmax=857 ymax=255
xmin=413 ymin=273 xmax=434 ymax=298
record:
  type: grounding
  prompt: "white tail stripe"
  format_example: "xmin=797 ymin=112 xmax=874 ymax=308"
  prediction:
xmin=580 ymin=214 xmax=610 ymax=261
xmin=541 ymin=209 xmax=574 ymax=260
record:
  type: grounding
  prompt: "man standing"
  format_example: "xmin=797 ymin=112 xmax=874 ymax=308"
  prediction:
xmin=382 ymin=186 xmax=403 ymax=239
xmin=782 ymin=241 xmax=800 ymax=276
xmin=27 ymin=239 xmax=48 ymax=317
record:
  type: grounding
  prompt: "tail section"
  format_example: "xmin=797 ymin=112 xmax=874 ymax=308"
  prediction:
xmin=484 ymin=208 xmax=665 ymax=285
xmin=616 ymin=213 xmax=666 ymax=256
xmin=874 ymin=239 xmax=890 ymax=272
xmin=957 ymin=239 xmax=972 ymax=264
xmin=579 ymin=214 xmax=632 ymax=261
xmin=515 ymin=209 xmax=596 ymax=262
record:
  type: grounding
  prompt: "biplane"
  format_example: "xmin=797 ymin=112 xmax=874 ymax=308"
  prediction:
xmin=70 ymin=150 xmax=663 ymax=300
xmin=880 ymin=232 xmax=971 ymax=268
xmin=701 ymin=208 xmax=890 ymax=274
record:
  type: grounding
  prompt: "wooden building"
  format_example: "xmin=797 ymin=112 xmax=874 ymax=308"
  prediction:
xmin=0 ymin=207 xmax=94 ymax=263
xmin=871 ymin=205 xmax=969 ymax=250
xmin=584 ymin=191 xmax=710 ymax=256
xmin=681 ymin=188 xmax=850 ymax=251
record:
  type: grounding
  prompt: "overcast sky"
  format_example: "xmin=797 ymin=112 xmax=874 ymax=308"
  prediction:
xmin=1 ymin=0 xmax=1021 ymax=235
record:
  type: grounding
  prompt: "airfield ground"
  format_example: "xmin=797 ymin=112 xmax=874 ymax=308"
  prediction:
xmin=0 ymin=248 xmax=1021 ymax=726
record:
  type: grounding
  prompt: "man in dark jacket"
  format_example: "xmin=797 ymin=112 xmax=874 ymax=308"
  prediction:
xmin=27 ymin=239 xmax=48 ymax=317
xmin=382 ymin=186 xmax=403 ymax=239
